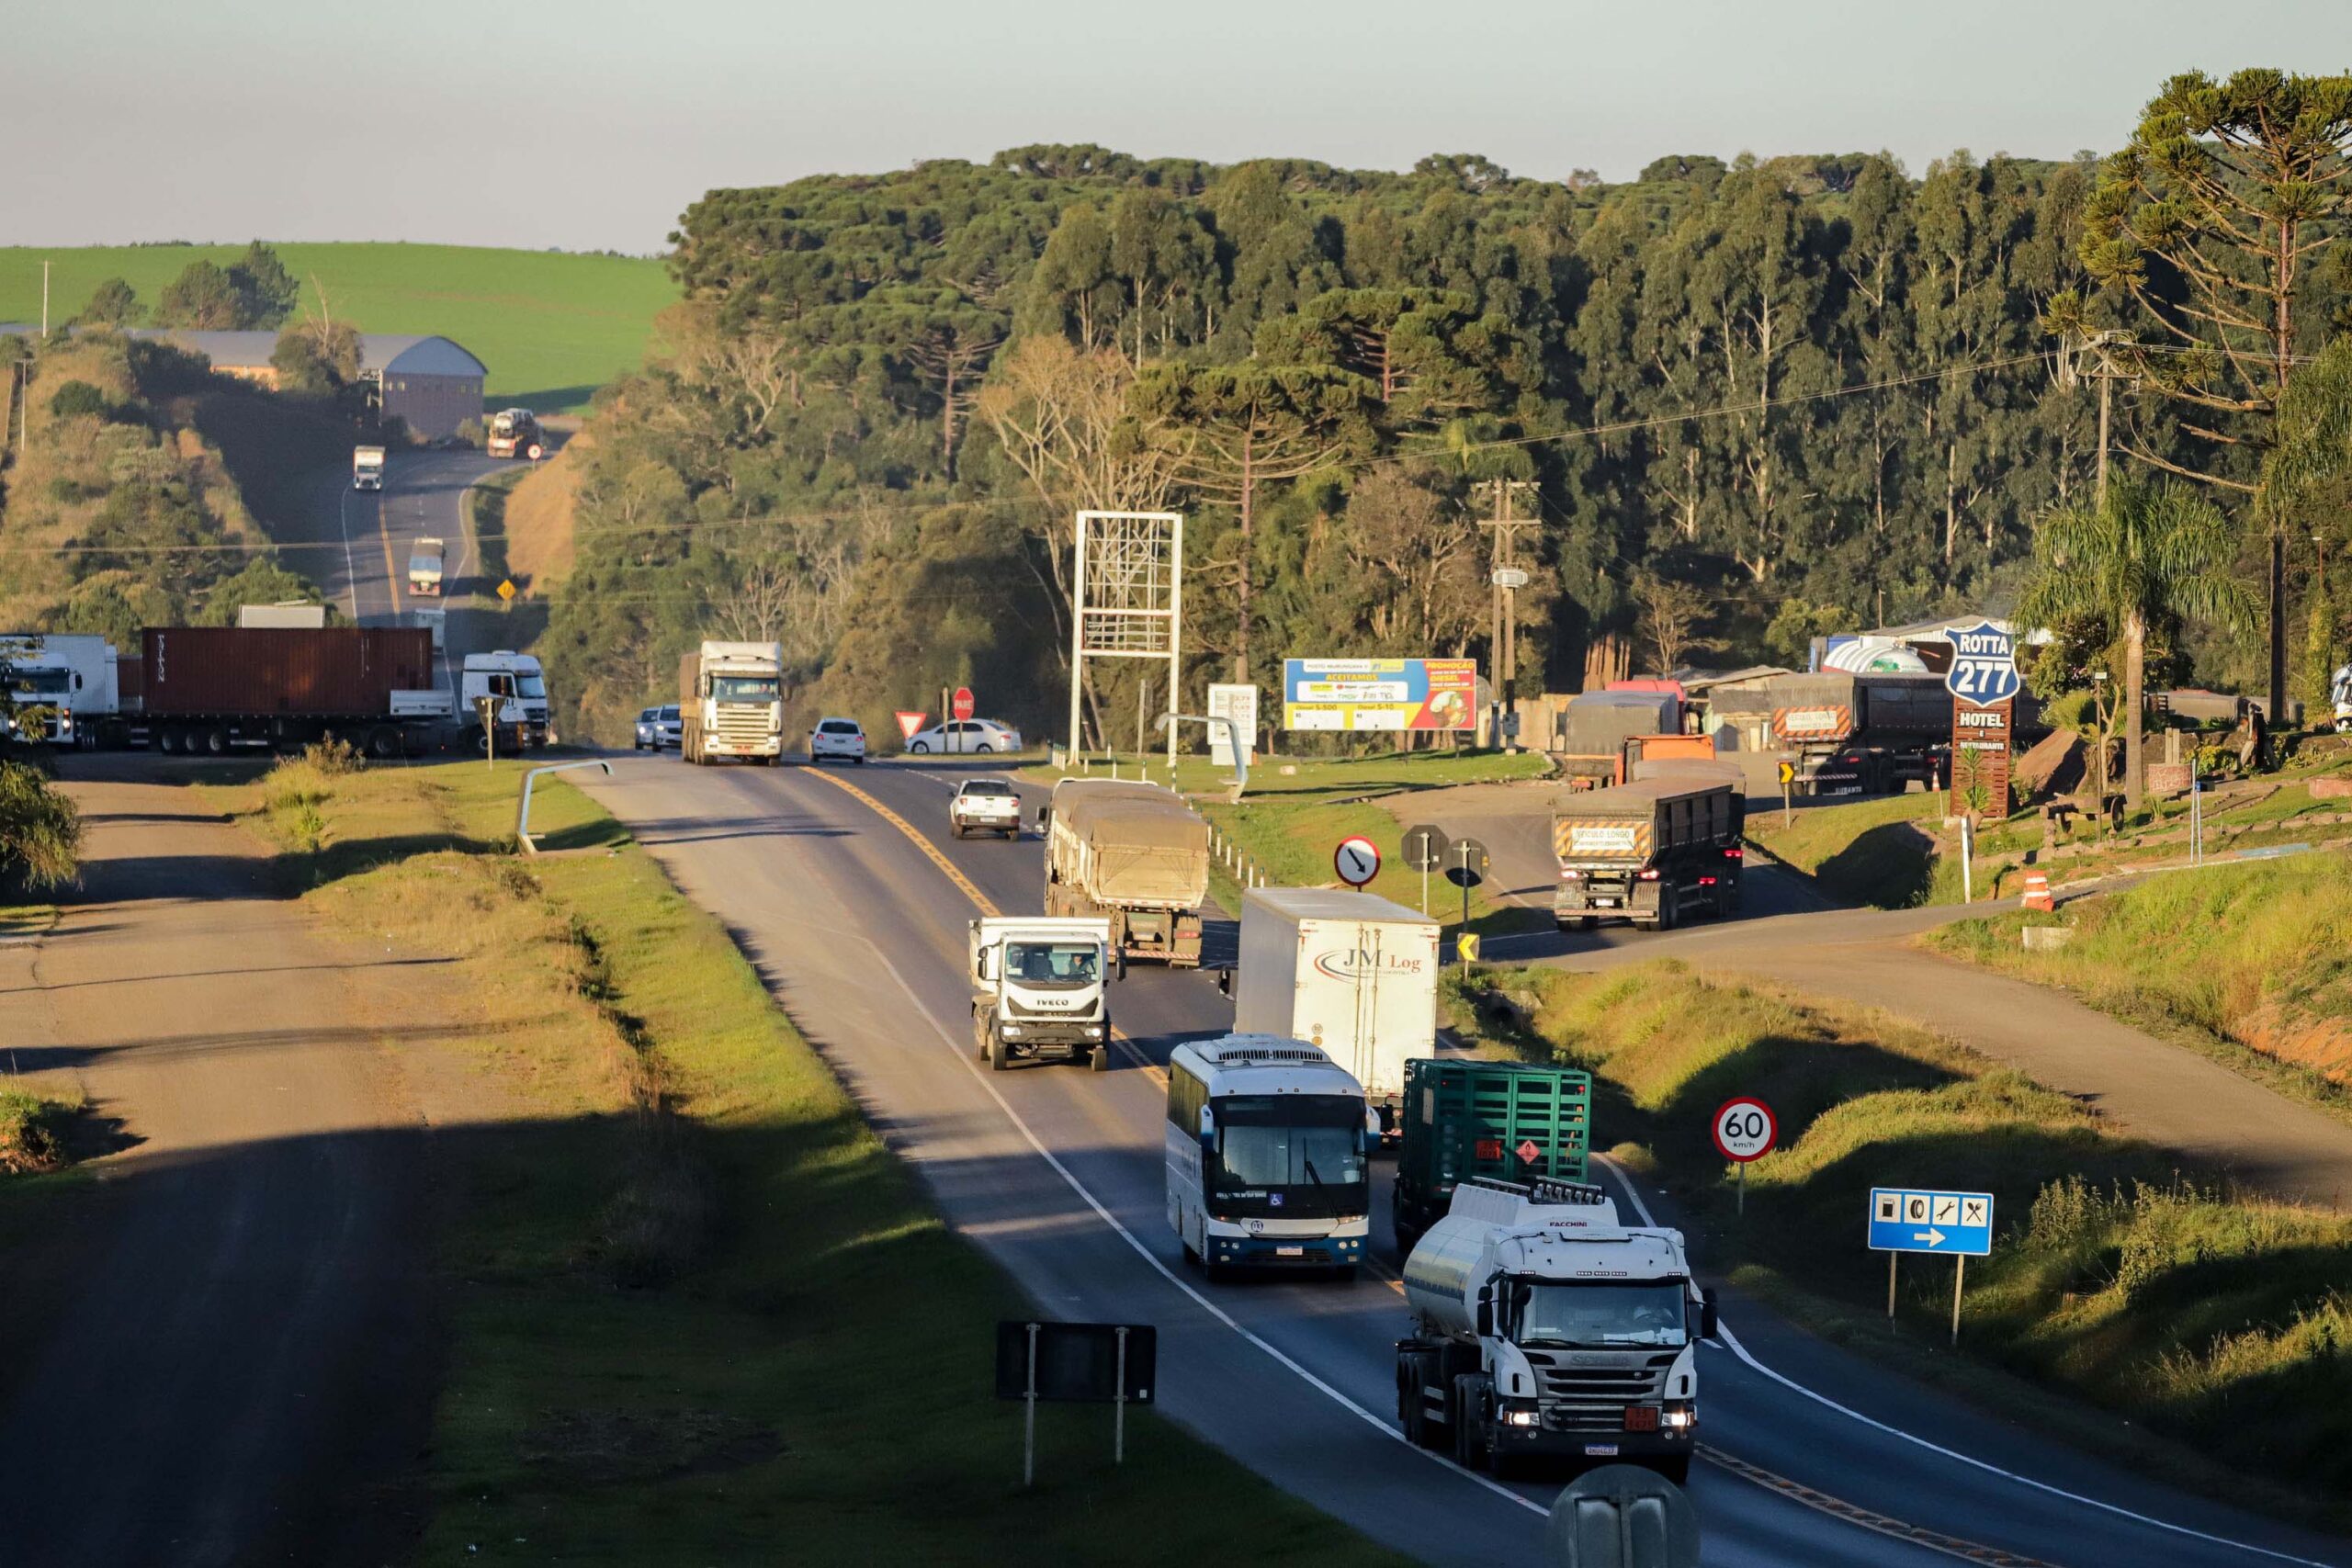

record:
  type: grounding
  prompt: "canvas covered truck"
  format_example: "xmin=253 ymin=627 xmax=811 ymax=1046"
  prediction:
xmin=969 ymin=915 xmax=1114 ymax=1072
xmin=1396 ymin=1176 xmax=1713 ymax=1481
xmin=1706 ymin=671 xmax=1952 ymax=796
xmin=1391 ymin=1058 xmax=1593 ymax=1252
xmin=485 ymin=408 xmax=545 ymax=460
xmin=1042 ymin=779 xmax=1208 ymax=968
xmin=1554 ymin=690 xmax=1680 ymax=787
xmin=1552 ymin=774 xmax=1744 ymax=931
xmin=1230 ymin=886 xmax=1439 ymax=1128
xmin=678 ymin=640 xmax=784 ymax=764
xmin=407 ymin=536 xmax=446 ymax=598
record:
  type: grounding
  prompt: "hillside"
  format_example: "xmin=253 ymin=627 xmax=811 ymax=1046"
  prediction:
xmin=0 ymin=243 xmax=675 ymax=412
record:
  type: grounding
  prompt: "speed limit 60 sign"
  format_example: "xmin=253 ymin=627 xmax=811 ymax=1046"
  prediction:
xmin=1711 ymin=1097 xmax=1777 ymax=1163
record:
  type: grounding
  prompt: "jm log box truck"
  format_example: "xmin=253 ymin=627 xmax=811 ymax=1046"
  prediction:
xmin=969 ymin=916 xmax=1114 ymax=1071
xmin=679 ymin=641 xmax=784 ymax=764
xmin=1231 ymin=886 xmax=1439 ymax=1126
xmin=1043 ymin=780 xmax=1208 ymax=967
xmin=1552 ymin=774 xmax=1744 ymax=932
xmin=1396 ymin=1177 xmax=1713 ymax=1482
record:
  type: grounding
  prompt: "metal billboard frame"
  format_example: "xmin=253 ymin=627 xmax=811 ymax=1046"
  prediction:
xmin=1070 ymin=511 xmax=1184 ymax=768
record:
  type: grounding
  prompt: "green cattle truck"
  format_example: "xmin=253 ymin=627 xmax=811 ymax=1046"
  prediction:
xmin=1391 ymin=1058 xmax=1593 ymax=1252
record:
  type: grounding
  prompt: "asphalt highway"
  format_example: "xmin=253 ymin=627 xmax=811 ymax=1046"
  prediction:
xmin=563 ymin=752 xmax=2351 ymax=1568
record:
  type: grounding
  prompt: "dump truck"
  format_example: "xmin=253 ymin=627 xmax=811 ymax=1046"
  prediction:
xmin=1230 ymin=886 xmax=1438 ymax=1124
xmin=1555 ymin=690 xmax=1681 ymax=786
xmin=485 ymin=408 xmax=545 ymax=460
xmin=1391 ymin=1058 xmax=1592 ymax=1252
xmin=1706 ymin=671 xmax=1951 ymax=796
xmin=407 ymin=536 xmax=446 ymax=597
xmin=352 ymin=445 xmax=385 ymax=491
xmin=1552 ymin=774 xmax=1744 ymax=931
xmin=969 ymin=916 xmax=1114 ymax=1072
xmin=139 ymin=626 xmax=450 ymax=759
xmin=1396 ymin=1177 xmax=1713 ymax=1482
xmin=678 ymin=640 xmax=784 ymax=764
xmin=1042 ymin=779 xmax=1208 ymax=967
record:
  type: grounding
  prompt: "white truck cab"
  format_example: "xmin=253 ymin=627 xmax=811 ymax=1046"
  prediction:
xmin=352 ymin=445 xmax=385 ymax=491
xmin=460 ymin=650 xmax=550 ymax=746
xmin=1 ymin=633 xmax=119 ymax=748
xmin=970 ymin=916 xmax=1113 ymax=1072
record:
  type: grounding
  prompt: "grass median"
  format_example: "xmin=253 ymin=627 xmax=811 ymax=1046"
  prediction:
xmin=207 ymin=750 xmax=1407 ymax=1566
xmin=1445 ymin=959 xmax=2352 ymax=1517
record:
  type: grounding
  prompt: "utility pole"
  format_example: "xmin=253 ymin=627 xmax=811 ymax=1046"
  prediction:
xmin=40 ymin=260 xmax=50 ymax=340
xmin=2072 ymin=329 xmax=2132 ymax=509
xmin=1477 ymin=479 xmax=1537 ymax=748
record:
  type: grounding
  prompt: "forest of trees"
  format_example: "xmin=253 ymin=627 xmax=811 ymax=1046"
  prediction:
xmin=522 ymin=73 xmax=2352 ymax=745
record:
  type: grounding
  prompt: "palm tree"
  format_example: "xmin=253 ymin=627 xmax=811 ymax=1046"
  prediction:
xmin=2017 ymin=478 xmax=2255 ymax=807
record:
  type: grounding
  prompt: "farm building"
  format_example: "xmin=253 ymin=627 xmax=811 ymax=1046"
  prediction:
xmin=0 ymin=325 xmax=488 ymax=439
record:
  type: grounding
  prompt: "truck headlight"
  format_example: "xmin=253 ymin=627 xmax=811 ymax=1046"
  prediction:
xmin=1501 ymin=1405 xmax=1541 ymax=1428
xmin=1661 ymin=1404 xmax=1696 ymax=1431
xmin=1087 ymin=1025 xmax=1104 ymax=1038
xmin=1000 ymin=1025 xmax=1023 ymax=1037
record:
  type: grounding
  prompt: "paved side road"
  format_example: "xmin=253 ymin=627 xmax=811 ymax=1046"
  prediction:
xmin=0 ymin=776 xmax=442 ymax=1567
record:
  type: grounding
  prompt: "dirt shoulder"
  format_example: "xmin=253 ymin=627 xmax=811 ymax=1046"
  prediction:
xmin=0 ymin=770 xmax=458 ymax=1568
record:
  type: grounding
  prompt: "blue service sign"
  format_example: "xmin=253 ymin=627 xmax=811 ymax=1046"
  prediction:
xmin=1868 ymin=1188 xmax=1994 ymax=1257
xmin=1944 ymin=622 xmax=2019 ymax=708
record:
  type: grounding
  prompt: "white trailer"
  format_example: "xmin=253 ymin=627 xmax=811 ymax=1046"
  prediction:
xmin=1230 ymin=886 xmax=1439 ymax=1121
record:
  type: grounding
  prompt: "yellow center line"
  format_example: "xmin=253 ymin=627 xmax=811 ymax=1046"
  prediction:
xmin=378 ymin=494 xmax=401 ymax=612
xmin=803 ymin=768 xmax=1165 ymax=1082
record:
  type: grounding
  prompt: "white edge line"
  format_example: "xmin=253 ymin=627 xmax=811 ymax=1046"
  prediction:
xmin=334 ymin=486 xmax=360 ymax=621
xmin=1591 ymin=1156 xmax=2336 ymax=1568
xmin=848 ymin=921 xmax=1548 ymax=1519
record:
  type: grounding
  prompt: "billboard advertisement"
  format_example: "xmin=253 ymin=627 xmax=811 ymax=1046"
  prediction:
xmin=1283 ymin=658 xmax=1477 ymax=731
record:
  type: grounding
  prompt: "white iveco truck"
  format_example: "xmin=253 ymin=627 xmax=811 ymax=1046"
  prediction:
xmin=1396 ymin=1176 xmax=1714 ymax=1482
xmin=969 ymin=916 xmax=1113 ymax=1071
xmin=678 ymin=640 xmax=784 ymax=764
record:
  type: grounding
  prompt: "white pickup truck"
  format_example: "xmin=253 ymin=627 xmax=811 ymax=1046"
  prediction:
xmin=948 ymin=777 xmax=1023 ymax=840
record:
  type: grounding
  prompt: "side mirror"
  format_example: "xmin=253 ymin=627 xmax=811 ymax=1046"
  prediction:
xmin=1035 ymin=806 xmax=1053 ymax=832
xmin=1115 ymin=947 xmax=1128 ymax=983
xmin=1699 ymin=1287 xmax=1719 ymax=1341
xmin=1363 ymin=1107 xmax=1382 ymax=1157
xmin=1216 ymin=966 xmax=1233 ymax=998
xmin=1196 ymin=1105 xmax=1216 ymax=1157
xmin=1475 ymin=1284 xmax=1494 ymax=1339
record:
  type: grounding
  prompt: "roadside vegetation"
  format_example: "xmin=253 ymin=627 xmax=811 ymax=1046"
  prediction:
xmin=1444 ymin=959 xmax=2352 ymax=1512
xmin=3 ymin=243 xmax=675 ymax=410
xmin=1932 ymin=853 xmax=2352 ymax=1118
xmin=0 ymin=1087 xmax=77 ymax=1176
xmin=204 ymin=753 xmax=1407 ymax=1566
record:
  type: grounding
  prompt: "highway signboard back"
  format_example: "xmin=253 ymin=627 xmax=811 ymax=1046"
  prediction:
xmin=1868 ymin=1187 xmax=1993 ymax=1256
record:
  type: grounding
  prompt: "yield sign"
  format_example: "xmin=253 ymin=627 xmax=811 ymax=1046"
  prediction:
xmin=1516 ymin=1139 xmax=1541 ymax=1164
xmin=894 ymin=711 xmax=926 ymax=743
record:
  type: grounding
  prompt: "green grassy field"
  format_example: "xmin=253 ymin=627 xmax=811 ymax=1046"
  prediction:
xmin=198 ymin=751 xmax=1406 ymax=1566
xmin=1447 ymin=960 xmax=2352 ymax=1515
xmin=0 ymin=243 xmax=675 ymax=412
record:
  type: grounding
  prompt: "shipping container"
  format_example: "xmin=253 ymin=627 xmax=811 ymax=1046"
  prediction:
xmin=1391 ymin=1057 xmax=1592 ymax=1247
xmin=140 ymin=626 xmax=448 ymax=758
xmin=1231 ymin=886 xmax=1439 ymax=1111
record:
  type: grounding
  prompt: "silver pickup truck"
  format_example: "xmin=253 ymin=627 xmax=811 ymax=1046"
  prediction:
xmin=948 ymin=776 xmax=1023 ymax=840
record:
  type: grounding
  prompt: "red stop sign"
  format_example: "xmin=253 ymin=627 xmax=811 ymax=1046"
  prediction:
xmin=952 ymin=686 xmax=976 ymax=721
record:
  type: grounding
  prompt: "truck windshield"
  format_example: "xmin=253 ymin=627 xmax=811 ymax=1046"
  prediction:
xmin=1210 ymin=1095 xmax=1367 ymax=1219
xmin=712 ymin=675 xmax=778 ymax=700
xmin=1515 ymin=1281 xmax=1689 ymax=1349
xmin=5 ymin=668 xmax=71 ymax=698
xmin=1004 ymin=942 xmax=1098 ymax=985
xmin=517 ymin=674 xmax=547 ymax=699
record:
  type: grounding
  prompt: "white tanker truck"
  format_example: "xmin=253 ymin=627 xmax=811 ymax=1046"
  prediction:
xmin=1395 ymin=1176 xmax=1714 ymax=1482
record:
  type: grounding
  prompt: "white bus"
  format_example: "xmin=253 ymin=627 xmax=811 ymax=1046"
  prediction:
xmin=1165 ymin=1033 xmax=1379 ymax=1280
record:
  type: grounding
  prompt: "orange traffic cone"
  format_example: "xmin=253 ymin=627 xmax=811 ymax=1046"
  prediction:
xmin=2022 ymin=870 xmax=2054 ymax=912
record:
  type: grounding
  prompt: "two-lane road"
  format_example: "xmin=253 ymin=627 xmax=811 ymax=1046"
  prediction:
xmin=571 ymin=753 xmax=2350 ymax=1568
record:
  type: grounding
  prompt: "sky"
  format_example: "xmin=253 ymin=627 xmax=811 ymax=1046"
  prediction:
xmin=5 ymin=0 xmax=2351 ymax=254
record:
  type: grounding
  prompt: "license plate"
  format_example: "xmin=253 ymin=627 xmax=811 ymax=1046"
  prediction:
xmin=1584 ymin=1443 xmax=1619 ymax=1457
xmin=1275 ymin=1246 xmax=1303 ymax=1257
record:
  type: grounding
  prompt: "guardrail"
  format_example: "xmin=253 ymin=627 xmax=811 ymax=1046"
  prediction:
xmin=514 ymin=759 xmax=614 ymax=853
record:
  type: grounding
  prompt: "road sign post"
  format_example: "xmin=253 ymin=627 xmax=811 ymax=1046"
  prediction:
xmin=1777 ymin=758 xmax=1795 ymax=829
xmin=1401 ymin=823 xmax=1448 ymax=915
xmin=1945 ymin=622 xmax=2018 ymax=819
xmin=1710 ymin=1097 xmax=1776 ymax=1216
xmin=995 ymin=1319 xmax=1157 ymax=1488
xmin=1443 ymin=836 xmax=1490 ymax=968
xmin=1868 ymin=1188 xmax=1994 ymax=1344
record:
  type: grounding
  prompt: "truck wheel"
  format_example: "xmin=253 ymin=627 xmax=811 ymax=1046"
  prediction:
xmin=204 ymin=726 xmax=231 ymax=757
xmin=1399 ymin=1359 xmax=1430 ymax=1446
xmin=366 ymin=726 xmax=401 ymax=761
xmin=988 ymin=1033 xmax=1012 ymax=1072
xmin=1089 ymin=1044 xmax=1110 ymax=1073
xmin=1451 ymin=1373 xmax=1492 ymax=1471
xmin=1656 ymin=886 xmax=1679 ymax=932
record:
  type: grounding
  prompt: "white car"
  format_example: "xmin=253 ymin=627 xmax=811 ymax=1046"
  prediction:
xmin=809 ymin=716 xmax=867 ymax=764
xmin=949 ymin=777 xmax=1023 ymax=840
xmin=904 ymin=717 xmax=1022 ymax=755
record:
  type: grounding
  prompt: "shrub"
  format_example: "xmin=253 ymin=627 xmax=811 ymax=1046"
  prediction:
xmin=46 ymin=379 xmax=109 ymax=421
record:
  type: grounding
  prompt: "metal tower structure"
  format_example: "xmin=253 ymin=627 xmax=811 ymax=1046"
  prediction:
xmin=1069 ymin=511 xmax=1184 ymax=767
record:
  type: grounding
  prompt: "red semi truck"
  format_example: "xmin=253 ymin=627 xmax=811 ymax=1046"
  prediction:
xmin=140 ymin=626 xmax=455 ymax=758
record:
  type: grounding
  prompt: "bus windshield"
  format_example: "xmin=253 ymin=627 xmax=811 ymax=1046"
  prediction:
xmin=1209 ymin=1094 xmax=1366 ymax=1219
xmin=1512 ymin=1280 xmax=1689 ymax=1349
xmin=1004 ymin=942 xmax=1098 ymax=986
xmin=712 ymin=675 xmax=778 ymax=701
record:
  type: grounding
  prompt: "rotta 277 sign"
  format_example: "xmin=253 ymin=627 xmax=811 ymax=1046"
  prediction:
xmin=1944 ymin=621 xmax=2017 ymax=818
